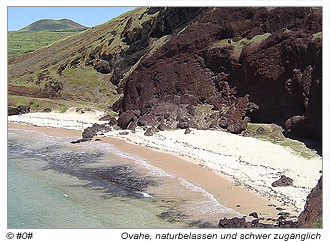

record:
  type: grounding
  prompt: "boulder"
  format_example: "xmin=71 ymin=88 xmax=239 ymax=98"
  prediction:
xmin=157 ymin=123 xmax=167 ymax=131
xmin=127 ymin=121 xmax=137 ymax=131
xmin=138 ymin=114 xmax=156 ymax=127
xmin=119 ymin=131 xmax=129 ymax=135
xmin=8 ymin=105 xmax=30 ymax=116
xmin=144 ymin=128 xmax=154 ymax=136
xmin=241 ymin=129 xmax=254 ymax=137
xmin=218 ymin=217 xmax=249 ymax=228
xmin=184 ymin=128 xmax=191 ymax=134
xmin=177 ymin=121 xmax=189 ymax=129
xmin=118 ymin=111 xmax=136 ymax=129
xmin=271 ymin=175 xmax=293 ymax=187
xmin=108 ymin=117 xmax=118 ymax=126
xmin=249 ymin=212 xmax=258 ymax=219
xmin=227 ymin=120 xmax=247 ymax=134
xmin=99 ymin=114 xmax=112 ymax=121
xmin=256 ymin=127 xmax=266 ymax=134
xmin=82 ymin=123 xmax=112 ymax=141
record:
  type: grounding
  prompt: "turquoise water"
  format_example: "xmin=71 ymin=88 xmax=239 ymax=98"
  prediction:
xmin=8 ymin=128 xmax=239 ymax=229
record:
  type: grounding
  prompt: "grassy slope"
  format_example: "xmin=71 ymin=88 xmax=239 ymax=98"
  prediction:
xmin=246 ymin=123 xmax=319 ymax=159
xmin=8 ymin=31 xmax=80 ymax=58
xmin=8 ymin=7 xmax=148 ymax=113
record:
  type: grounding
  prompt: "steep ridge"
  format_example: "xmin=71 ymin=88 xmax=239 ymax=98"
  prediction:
xmin=119 ymin=7 xmax=321 ymax=143
xmin=9 ymin=7 xmax=205 ymax=111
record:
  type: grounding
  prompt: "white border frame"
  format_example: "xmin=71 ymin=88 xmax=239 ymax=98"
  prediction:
xmin=1 ymin=1 xmax=329 ymax=241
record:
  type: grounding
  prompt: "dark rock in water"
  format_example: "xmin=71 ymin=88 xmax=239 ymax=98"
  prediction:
xmin=297 ymin=176 xmax=322 ymax=228
xmin=95 ymin=138 xmax=101 ymax=141
xmin=157 ymin=123 xmax=166 ymax=131
xmin=108 ymin=117 xmax=118 ymax=126
xmin=256 ymin=127 xmax=266 ymax=134
xmin=43 ymin=108 xmax=52 ymax=112
xmin=272 ymin=175 xmax=293 ymax=187
xmin=99 ymin=114 xmax=112 ymax=121
xmin=157 ymin=211 xmax=188 ymax=223
xmin=81 ymin=123 xmax=112 ymax=141
xmin=118 ymin=111 xmax=136 ymax=129
xmin=82 ymin=129 xmax=95 ymax=140
xmin=249 ymin=212 xmax=258 ymax=219
xmin=144 ymin=128 xmax=154 ymax=136
xmin=184 ymin=128 xmax=191 ymax=134
xmin=71 ymin=138 xmax=86 ymax=144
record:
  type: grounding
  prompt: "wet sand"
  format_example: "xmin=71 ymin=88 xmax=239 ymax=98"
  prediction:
xmin=8 ymin=122 xmax=81 ymax=137
xmin=8 ymin=122 xmax=283 ymax=221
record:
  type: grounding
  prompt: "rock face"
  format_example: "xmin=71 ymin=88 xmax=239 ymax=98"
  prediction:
xmin=117 ymin=7 xmax=321 ymax=142
xmin=297 ymin=176 xmax=322 ymax=228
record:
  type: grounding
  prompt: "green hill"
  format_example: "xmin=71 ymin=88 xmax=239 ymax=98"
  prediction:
xmin=19 ymin=19 xmax=87 ymax=32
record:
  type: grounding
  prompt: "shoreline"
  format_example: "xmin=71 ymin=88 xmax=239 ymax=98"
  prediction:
xmin=8 ymin=121 xmax=285 ymax=222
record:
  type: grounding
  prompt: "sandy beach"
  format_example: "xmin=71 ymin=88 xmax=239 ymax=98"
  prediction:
xmin=8 ymin=109 xmax=323 ymax=222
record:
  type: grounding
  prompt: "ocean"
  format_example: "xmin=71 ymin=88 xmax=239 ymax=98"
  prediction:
xmin=8 ymin=128 xmax=240 ymax=229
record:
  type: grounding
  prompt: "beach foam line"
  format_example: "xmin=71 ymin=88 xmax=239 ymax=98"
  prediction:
xmin=77 ymin=139 xmax=242 ymax=217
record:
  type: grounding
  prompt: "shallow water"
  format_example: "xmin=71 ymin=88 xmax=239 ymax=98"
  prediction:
xmin=8 ymin=128 xmax=240 ymax=228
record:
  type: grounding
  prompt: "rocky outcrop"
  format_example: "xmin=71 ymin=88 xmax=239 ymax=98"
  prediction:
xmin=8 ymin=105 xmax=30 ymax=116
xmin=118 ymin=7 xmax=321 ymax=141
xmin=297 ymin=176 xmax=322 ymax=228
xmin=218 ymin=217 xmax=298 ymax=228
xmin=240 ymin=30 xmax=322 ymax=142
xmin=71 ymin=123 xmax=112 ymax=143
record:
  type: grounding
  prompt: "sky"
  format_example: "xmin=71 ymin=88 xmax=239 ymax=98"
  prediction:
xmin=8 ymin=7 xmax=136 ymax=31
